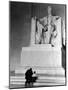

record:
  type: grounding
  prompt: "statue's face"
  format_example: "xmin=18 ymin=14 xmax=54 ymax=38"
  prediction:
xmin=48 ymin=6 xmax=52 ymax=15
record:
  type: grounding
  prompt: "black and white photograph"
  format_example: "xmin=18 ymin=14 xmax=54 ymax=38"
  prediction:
xmin=9 ymin=1 xmax=66 ymax=89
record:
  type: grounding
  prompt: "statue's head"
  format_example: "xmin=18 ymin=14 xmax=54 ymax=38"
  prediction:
xmin=48 ymin=6 xmax=52 ymax=16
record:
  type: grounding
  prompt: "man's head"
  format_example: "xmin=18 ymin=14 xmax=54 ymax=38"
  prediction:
xmin=30 ymin=68 xmax=32 ymax=71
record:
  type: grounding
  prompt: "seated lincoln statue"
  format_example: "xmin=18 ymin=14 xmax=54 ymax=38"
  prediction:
xmin=35 ymin=17 xmax=57 ymax=46
xmin=30 ymin=6 xmax=63 ymax=47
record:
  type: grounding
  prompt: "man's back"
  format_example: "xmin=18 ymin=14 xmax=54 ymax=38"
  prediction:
xmin=25 ymin=68 xmax=33 ymax=80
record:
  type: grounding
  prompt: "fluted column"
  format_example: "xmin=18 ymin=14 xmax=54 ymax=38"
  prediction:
xmin=30 ymin=17 xmax=36 ymax=45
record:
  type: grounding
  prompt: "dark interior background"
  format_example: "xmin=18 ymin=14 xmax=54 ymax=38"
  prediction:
xmin=10 ymin=1 xmax=66 ymax=71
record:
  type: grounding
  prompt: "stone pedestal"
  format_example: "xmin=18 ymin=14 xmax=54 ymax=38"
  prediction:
xmin=21 ymin=45 xmax=61 ymax=67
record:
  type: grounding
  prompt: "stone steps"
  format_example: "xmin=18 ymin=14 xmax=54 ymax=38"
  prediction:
xmin=10 ymin=73 xmax=65 ymax=88
xmin=10 ymin=66 xmax=65 ymax=88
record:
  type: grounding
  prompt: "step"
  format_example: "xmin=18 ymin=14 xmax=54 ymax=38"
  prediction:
xmin=10 ymin=81 xmax=65 ymax=88
xmin=10 ymin=79 xmax=65 ymax=84
xmin=15 ymin=67 xmax=65 ymax=76
xmin=10 ymin=76 xmax=65 ymax=82
xmin=10 ymin=82 xmax=65 ymax=89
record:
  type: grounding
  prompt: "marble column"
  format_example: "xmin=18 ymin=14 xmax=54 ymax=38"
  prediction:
xmin=30 ymin=17 xmax=36 ymax=45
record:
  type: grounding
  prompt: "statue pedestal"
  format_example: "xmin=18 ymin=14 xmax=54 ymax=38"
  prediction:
xmin=21 ymin=44 xmax=62 ymax=67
